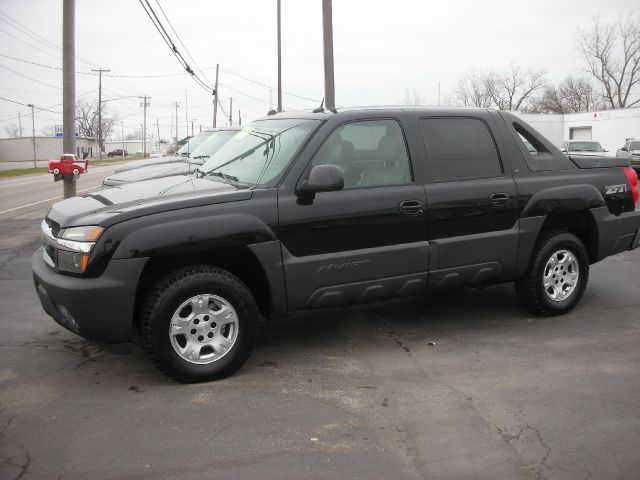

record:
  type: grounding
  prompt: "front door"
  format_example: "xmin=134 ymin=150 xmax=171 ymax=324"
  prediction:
xmin=277 ymin=118 xmax=429 ymax=310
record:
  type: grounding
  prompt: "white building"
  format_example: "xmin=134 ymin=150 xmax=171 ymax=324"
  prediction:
xmin=0 ymin=136 xmax=98 ymax=162
xmin=517 ymin=108 xmax=640 ymax=153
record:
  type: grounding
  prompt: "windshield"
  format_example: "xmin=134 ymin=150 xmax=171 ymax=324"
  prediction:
xmin=188 ymin=130 xmax=238 ymax=165
xmin=177 ymin=131 xmax=214 ymax=156
xmin=200 ymin=119 xmax=321 ymax=186
xmin=629 ymin=141 xmax=640 ymax=150
xmin=568 ymin=141 xmax=603 ymax=152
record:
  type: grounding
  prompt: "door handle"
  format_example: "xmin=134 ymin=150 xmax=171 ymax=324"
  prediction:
xmin=490 ymin=193 xmax=510 ymax=208
xmin=398 ymin=200 xmax=425 ymax=216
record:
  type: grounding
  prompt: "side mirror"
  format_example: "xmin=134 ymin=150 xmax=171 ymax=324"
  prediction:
xmin=621 ymin=147 xmax=628 ymax=152
xmin=560 ymin=147 xmax=566 ymax=153
xmin=603 ymin=148 xmax=609 ymax=153
xmin=297 ymin=165 xmax=344 ymax=203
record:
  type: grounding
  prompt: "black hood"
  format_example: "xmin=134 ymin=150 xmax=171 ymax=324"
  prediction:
xmin=47 ymin=174 xmax=251 ymax=228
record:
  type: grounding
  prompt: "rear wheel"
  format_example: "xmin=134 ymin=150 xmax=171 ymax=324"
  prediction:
xmin=140 ymin=265 xmax=262 ymax=382
xmin=515 ymin=231 xmax=589 ymax=316
xmin=53 ymin=168 xmax=60 ymax=175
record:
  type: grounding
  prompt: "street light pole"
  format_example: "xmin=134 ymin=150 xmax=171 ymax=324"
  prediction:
xmin=27 ymin=104 xmax=36 ymax=168
xmin=62 ymin=0 xmax=76 ymax=198
xmin=277 ymin=0 xmax=282 ymax=112
xmin=91 ymin=68 xmax=110 ymax=160
xmin=322 ymin=0 xmax=336 ymax=112
xmin=139 ymin=96 xmax=151 ymax=157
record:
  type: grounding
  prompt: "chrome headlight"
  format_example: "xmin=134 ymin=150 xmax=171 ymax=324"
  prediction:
xmin=42 ymin=221 xmax=104 ymax=273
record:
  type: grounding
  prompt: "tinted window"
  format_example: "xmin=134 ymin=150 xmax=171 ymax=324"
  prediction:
xmin=312 ymin=119 xmax=412 ymax=188
xmin=419 ymin=118 xmax=502 ymax=181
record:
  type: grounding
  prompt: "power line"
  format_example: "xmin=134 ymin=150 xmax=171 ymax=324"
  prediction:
xmin=137 ymin=0 xmax=214 ymax=94
xmin=153 ymin=0 xmax=214 ymax=87
xmin=0 ymin=97 xmax=63 ymax=115
xmin=0 ymin=64 xmax=62 ymax=90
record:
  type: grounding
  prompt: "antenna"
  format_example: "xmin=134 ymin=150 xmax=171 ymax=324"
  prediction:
xmin=312 ymin=97 xmax=325 ymax=114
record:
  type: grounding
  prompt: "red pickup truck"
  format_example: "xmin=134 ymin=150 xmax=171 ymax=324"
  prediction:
xmin=48 ymin=154 xmax=88 ymax=175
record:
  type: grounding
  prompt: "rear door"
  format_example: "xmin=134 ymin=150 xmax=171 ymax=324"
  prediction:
xmin=277 ymin=117 xmax=429 ymax=310
xmin=417 ymin=115 xmax=519 ymax=286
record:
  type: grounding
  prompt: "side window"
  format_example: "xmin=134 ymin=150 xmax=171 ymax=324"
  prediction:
xmin=311 ymin=119 xmax=412 ymax=188
xmin=419 ymin=118 xmax=503 ymax=182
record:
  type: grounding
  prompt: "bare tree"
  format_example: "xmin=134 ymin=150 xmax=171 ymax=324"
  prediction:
xmin=532 ymin=77 xmax=605 ymax=114
xmin=457 ymin=65 xmax=545 ymax=111
xmin=40 ymin=125 xmax=55 ymax=137
xmin=456 ymin=71 xmax=493 ymax=108
xmin=578 ymin=15 xmax=640 ymax=108
xmin=3 ymin=123 xmax=21 ymax=138
xmin=75 ymin=98 xmax=118 ymax=147
xmin=399 ymin=88 xmax=425 ymax=106
xmin=486 ymin=64 xmax=546 ymax=111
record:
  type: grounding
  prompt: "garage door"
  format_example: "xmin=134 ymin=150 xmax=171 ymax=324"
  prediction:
xmin=569 ymin=127 xmax=592 ymax=140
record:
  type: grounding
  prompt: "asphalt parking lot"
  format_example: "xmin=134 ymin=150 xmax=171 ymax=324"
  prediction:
xmin=0 ymin=200 xmax=639 ymax=480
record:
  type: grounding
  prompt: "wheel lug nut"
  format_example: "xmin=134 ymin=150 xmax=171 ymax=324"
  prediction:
xmin=208 ymin=332 xmax=213 ymax=338
xmin=191 ymin=329 xmax=196 ymax=334
xmin=204 ymin=315 xmax=209 ymax=321
xmin=198 ymin=335 xmax=204 ymax=342
xmin=194 ymin=319 xmax=199 ymax=325
xmin=212 ymin=322 xmax=217 ymax=328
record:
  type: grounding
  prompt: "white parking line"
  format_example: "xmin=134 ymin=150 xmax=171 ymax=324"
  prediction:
xmin=0 ymin=185 xmax=101 ymax=215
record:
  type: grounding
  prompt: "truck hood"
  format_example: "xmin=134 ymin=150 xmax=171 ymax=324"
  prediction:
xmin=103 ymin=161 xmax=195 ymax=186
xmin=115 ymin=155 xmax=185 ymax=173
xmin=47 ymin=174 xmax=252 ymax=228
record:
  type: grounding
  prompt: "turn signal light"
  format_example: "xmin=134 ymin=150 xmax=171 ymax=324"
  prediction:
xmin=623 ymin=166 xmax=638 ymax=204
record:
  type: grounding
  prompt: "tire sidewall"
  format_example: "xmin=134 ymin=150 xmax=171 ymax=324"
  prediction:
xmin=147 ymin=272 xmax=258 ymax=380
xmin=533 ymin=234 xmax=589 ymax=313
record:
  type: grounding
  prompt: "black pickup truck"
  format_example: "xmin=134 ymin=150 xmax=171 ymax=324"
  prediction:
xmin=33 ymin=108 xmax=640 ymax=382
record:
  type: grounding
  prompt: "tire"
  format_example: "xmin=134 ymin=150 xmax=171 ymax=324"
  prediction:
xmin=72 ymin=168 xmax=79 ymax=175
xmin=140 ymin=265 xmax=262 ymax=383
xmin=515 ymin=231 xmax=589 ymax=316
xmin=53 ymin=168 xmax=60 ymax=175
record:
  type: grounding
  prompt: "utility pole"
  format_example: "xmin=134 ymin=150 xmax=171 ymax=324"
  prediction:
xmin=175 ymin=102 xmax=180 ymax=141
xmin=91 ymin=67 xmax=110 ymax=159
xmin=213 ymin=63 xmax=219 ymax=128
xmin=62 ymin=0 xmax=76 ymax=198
xmin=18 ymin=112 xmax=22 ymax=137
xmin=139 ymin=96 xmax=151 ymax=157
xmin=156 ymin=118 xmax=160 ymax=153
xmin=27 ymin=104 xmax=36 ymax=168
xmin=191 ymin=119 xmax=194 ymax=137
xmin=239 ymin=110 xmax=242 ymax=126
xmin=229 ymin=97 xmax=233 ymax=126
xmin=277 ymin=0 xmax=282 ymax=112
xmin=184 ymin=90 xmax=188 ymax=138
xmin=121 ymin=121 xmax=125 ymax=158
xmin=322 ymin=0 xmax=336 ymax=112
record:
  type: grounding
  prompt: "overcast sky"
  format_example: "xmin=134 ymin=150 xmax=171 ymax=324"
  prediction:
xmin=0 ymin=0 xmax=638 ymax=143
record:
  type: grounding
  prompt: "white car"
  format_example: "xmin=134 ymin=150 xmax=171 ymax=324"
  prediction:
xmin=616 ymin=139 xmax=640 ymax=171
xmin=560 ymin=141 xmax=608 ymax=156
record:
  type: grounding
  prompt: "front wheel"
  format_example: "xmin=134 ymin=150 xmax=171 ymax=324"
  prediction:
xmin=53 ymin=168 xmax=60 ymax=175
xmin=515 ymin=231 xmax=589 ymax=316
xmin=140 ymin=265 xmax=262 ymax=383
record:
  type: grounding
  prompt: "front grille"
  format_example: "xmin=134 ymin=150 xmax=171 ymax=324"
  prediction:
xmin=45 ymin=217 xmax=61 ymax=238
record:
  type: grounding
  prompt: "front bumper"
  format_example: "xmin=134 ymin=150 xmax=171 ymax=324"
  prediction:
xmin=32 ymin=250 xmax=148 ymax=343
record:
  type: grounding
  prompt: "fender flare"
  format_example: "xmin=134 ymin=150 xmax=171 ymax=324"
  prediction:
xmin=520 ymin=184 xmax=605 ymax=218
xmin=112 ymin=213 xmax=277 ymax=259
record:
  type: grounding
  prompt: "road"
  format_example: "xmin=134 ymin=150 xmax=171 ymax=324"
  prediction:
xmin=0 ymin=170 xmax=639 ymax=479
xmin=0 ymin=164 xmax=120 ymax=221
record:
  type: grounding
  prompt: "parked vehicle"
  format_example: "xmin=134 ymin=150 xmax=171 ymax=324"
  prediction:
xmin=560 ymin=141 xmax=608 ymax=156
xmin=47 ymin=153 xmax=88 ymax=175
xmin=616 ymin=139 xmax=640 ymax=172
xmin=107 ymin=149 xmax=128 ymax=157
xmin=114 ymin=131 xmax=215 ymax=173
xmin=33 ymin=108 xmax=640 ymax=382
xmin=102 ymin=128 xmax=240 ymax=187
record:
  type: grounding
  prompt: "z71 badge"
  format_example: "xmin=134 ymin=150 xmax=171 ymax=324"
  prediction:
xmin=604 ymin=184 xmax=627 ymax=195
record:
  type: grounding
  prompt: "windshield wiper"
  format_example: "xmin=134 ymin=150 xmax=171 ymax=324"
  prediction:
xmin=207 ymin=171 xmax=239 ymax=183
